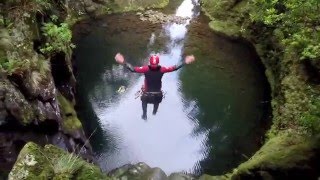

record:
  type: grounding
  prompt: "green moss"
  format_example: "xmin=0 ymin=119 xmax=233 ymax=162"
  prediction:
xmin=9 ymin=142 xmax=109 ymax=179
xmin=201 ymin=0 xmax=320 ymax=178
xmin=21 ymin=108 xmax=36 ymax=125
xmin=107 ymin=0 xmax=169 ymax=13
xmin=57 ymin=93 xmax=82 ymax=134
xmin=199 ymin=174 xmax=231 ymax=180
xmin=8 ymin=142 xmax=54 ymax=180
xmin=208 ymin=20 xmax=241 ymax=38
xmin=231 ymin=131 xmax=317 ymax=177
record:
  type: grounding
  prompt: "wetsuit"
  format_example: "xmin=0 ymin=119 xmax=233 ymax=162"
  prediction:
xmin=125 ymin=62 xmax=185 ymax=118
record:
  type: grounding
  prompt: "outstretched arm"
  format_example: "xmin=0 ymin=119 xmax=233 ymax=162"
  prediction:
xmin=161 ymin=55 xmax=196 ymax=73
xmin=115 ymin=53 xmax=148 ymax=73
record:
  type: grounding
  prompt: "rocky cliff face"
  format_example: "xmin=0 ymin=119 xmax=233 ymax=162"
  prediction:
xmin=0 ymin=1 xmax=91 ymax=175
xmin=200 ymin=0 xmax=320 ymax=179
xmin=0 ymin=0 xmax=169 ymax=176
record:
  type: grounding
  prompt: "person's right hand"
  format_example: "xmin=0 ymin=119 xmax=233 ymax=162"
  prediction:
xmin=115 ymin=53 xmax=125 ymax=64
xmin=185 ymin=55 xmax=195 ymax=64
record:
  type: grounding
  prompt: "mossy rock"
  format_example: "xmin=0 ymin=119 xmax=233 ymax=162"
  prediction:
xmin=2 ymin=80 xmax=36 ymax=125
xmin=109 ymin=162 xmax=168 ymax=180
xmin=208 ymin=20 xmax=241 ymax=39
xmin=57 ymin=93 xmax=82 ymax=134
xmin=199 ymin=174 xmax=230 ymax=180
xmin=8 ymin=142 xmax=109 ymax=180
xmin=230 ymin=131 xmax=318 ymax=178
xmin=107 ymin=0 xmax=169 ymax=13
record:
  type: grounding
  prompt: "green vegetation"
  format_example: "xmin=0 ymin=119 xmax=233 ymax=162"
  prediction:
xmin=41 ymin=22 xmax=75 ymax=60
xmin=0 ymin=0 xmax=53 ymax=76
xmin=57 ymin=93 xmax=83 ymax=134
xmin=3 ymin=0 xmax=51 ymax=18
xmin=201 ymin=0 xmax=320 ymax=178
xmin=202 ymin=0 xmax=320 ymax=134
xmin=9 ymin=142 xmax=108 ymax=179
xmin=107 ymin=0 xmax=169 ymax=12
xmin=0 ymin=56 xmax=26 ymax=75
xmin=248 ymin=0 xmax=320 ymax=134
xmin=233 ymin=132 xmax=316 ymax=175
xmin=300 ymin=97 xmax=320 ymax=134
xmin=249 ymin=0 xmax=320 ymax=61
xmin=0 ymin=53 xmax=50 ymax=76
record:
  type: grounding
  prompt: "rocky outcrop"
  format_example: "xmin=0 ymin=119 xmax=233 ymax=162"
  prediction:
xmin=8 ymin=142 xmax=107 ymax=180
xmin=201 ymin=0 xmax=320 ymax=179
xmin=137 ymin=10 xmax=189 ymax=24
xmin=109 ymin=163 xmax=196 ymax=180
xmin=8 ymin=142 xmax=198 ymax=180
xmin=68 ymin=0 xmax=170 ymax=18
xmin=0 ymin=0 xmax=92 ymax=175
xmin=0 ymin=0 xmax=173 ymax=177
xmin=0 ymin=76 xmax=59 ymax=126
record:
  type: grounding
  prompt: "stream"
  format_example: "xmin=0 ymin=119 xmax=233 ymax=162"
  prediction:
xmin=73 ymin=0 xmax=270 ymax=175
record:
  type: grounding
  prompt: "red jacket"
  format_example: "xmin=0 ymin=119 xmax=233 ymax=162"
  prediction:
xmin=125 ymin=63 xmax=184 ymax=92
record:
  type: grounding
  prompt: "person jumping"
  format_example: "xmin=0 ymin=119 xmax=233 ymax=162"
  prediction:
xmin=115 ymin=53 xmax=196 ymax=120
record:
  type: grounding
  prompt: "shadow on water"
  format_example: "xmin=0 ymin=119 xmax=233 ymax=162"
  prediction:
xmin=73 ymin=0 xmax=271 ymax=175
xmin=181 ymin=14 xmax=271 ymax=174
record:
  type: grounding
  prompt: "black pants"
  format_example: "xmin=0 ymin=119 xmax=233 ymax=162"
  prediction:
xmin=141 ymin=92 xmax=163 ymax=117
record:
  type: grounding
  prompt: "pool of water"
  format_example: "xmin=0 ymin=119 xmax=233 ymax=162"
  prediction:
xmin=73 ymin=0 xmax=270 ymax=175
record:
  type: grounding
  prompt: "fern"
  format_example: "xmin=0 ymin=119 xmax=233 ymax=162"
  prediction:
xmin=40 ymin=22 xmax=75 ymax=59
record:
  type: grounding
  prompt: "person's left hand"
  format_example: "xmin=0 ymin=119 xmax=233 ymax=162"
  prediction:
xmin=185 ymin=55 xmax=195 ymax=64
xmin=115 ymin=53 xmax=125 ymax=64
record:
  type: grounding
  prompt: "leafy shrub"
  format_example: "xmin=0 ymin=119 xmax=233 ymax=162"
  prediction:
xmin=249 ymin=0 xmax=320 ymax=61
xmin=0 ymin=52 xmax=29 ymax=75
xmin=0 ymin=52 xmax=50 ymax=76
xmin=40 ymin=22 xmax=75 ymax=59
xmin=300 ymin=97 xmax=320 ymax=133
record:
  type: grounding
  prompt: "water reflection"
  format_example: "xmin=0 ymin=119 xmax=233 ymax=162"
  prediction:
xmin=74 ymin=0 xmax=269 ymax=175
xmin=90 ymin=0 xmax=207 ymax=173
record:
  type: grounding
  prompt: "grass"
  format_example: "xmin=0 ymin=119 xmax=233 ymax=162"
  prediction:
xmin=50 ymin=152 xmax=84 ymax=178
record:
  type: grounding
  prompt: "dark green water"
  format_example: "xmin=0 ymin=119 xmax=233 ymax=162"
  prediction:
xmin=73 ymin=1 xmax=270 ymax=175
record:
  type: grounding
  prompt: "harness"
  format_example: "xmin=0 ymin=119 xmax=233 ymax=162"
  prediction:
xmin=135 ymin=89 xmax=166 ymax=99
xmin=134 ymin=65 xmax=166 ymax=100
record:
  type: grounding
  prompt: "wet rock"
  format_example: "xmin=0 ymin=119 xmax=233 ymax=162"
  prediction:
xmin=0 ymin=110 xmax=7 ymax=125
xmin=4 ymin=81 xmax=36 ymax=125
xmin=137 ymin=10 xmax=189 ymax=24
xmin=168 ymin=173 xmax=195 ymax=180
xmin=56 ymin=93 xmax=92 ymax=154
xmin=143 ymin=168 xmax=168 ymax=180
xmin=21 ymin=70 xmax=56 ymax=101
xmin=85 ymin=5 xmax=98 ymax=14
xmin=34 ymin=100 xmax=60 ymax=122
xmin=109 ymin=162 xmax=168 ymax=180
xmin=110 ymin=162 xmax=150 ymax=176
xmin=1 ymin=78 xmax=61 ymax=125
